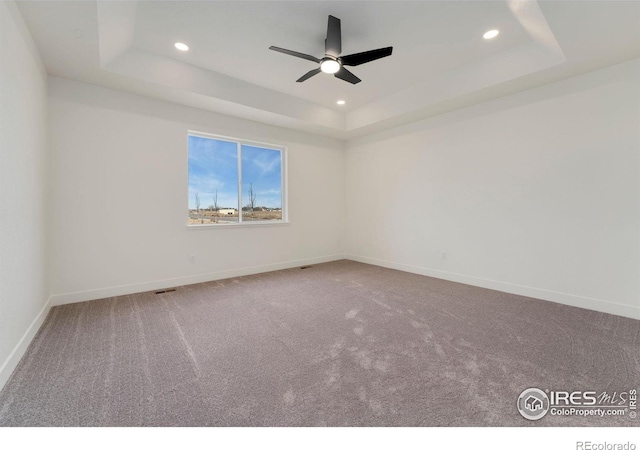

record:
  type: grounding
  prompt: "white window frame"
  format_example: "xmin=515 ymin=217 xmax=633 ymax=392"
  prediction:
xmin=187 ymin=130 xmax=288 ymax=229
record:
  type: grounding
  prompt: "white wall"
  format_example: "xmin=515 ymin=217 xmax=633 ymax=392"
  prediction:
xmin=48 ymin=77 xmax=345 ymax=303
xmin=0 ymin=2 xmax=50 ymax=387
xmin=345 ymin=60 xmax=640 ymax=320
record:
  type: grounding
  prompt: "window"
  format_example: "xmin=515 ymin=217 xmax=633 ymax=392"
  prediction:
xmin=188 ymin=132 xmax=286 ymax=226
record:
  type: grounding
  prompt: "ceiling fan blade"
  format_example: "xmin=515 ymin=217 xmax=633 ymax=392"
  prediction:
xmin=325 ymin=15 xmax=341 ymax=57
xmin=296 ymin=68 xmax=322 ymax=82
xmin=334 ymin=67 xmax=361 ymax=84
xmin=340 ymin=47 xmax=393 ymax=66
xmin=269 ymin=46 xmax=320 ymax=63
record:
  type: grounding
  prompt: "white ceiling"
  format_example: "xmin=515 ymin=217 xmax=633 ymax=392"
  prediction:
xmin=130 ymin=1 xmax=531 ymax=109
xmin=16 ymin=1 xmax=640 ymax=140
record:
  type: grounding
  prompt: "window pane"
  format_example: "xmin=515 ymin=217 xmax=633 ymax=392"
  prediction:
xmin=188 ymin=135 xmax=239 ymax=224
xmin=241 ymin=145 xmax=283 ymax=222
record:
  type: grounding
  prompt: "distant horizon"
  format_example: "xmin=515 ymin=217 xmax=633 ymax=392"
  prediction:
xmin=188 ymin=206 xmax=282 ymax=211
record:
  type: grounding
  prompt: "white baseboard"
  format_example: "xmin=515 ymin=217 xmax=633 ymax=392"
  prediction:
xmin=0 ymin=296 xmax=53 ymax=391
xmin=51 ymin=254 xmax=346 ymax=307
xmin=345 ymin=254 xmax=640 ymax=321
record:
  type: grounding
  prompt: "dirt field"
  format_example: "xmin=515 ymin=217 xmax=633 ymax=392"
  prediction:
xmin=188 ymin=210 xmax=282 ymax=225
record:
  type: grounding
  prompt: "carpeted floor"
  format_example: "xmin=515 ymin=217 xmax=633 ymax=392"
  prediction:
xmin=0 ymin=260 xmax=638 ymax=426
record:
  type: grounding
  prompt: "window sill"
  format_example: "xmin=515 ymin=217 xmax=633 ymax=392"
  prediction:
xmin=186 ymin=221 xmax=290 ymax=230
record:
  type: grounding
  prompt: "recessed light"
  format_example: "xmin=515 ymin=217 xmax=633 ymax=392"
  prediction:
xmin=483 ymin=29 xmax=499 ymax=40
xmin=336 ymin=100 xmax=346 ymax=105
xmin=174 ymin=42 xmax=189 ymax=51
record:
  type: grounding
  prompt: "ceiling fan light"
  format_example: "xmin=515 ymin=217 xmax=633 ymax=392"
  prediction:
xmin=320 ymin=59 xmax=341 ymax=74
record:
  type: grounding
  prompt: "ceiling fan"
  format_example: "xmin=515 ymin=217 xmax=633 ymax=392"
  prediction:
xmin=269 ymin=15 xmax=393 ymax=85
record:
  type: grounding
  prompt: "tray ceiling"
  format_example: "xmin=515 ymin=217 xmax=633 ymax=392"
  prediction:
xmin=16 ymin=1 xmax=640 ymax=139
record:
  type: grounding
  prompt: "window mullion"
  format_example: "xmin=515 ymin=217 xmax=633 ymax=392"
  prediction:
xmin=237 ymin=142 xmax=242 ymax=223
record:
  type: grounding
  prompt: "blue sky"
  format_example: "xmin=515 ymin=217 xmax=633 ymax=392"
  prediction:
xmin=188 ymin=136 xmax=282 ymax=209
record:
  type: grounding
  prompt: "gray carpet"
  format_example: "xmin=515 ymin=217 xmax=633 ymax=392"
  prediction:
xmin=0 ymin=260 xmax=638 ymax=426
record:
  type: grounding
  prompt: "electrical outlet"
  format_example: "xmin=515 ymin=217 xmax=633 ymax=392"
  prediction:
xmin=189 ymin=255 xmax=196 ymax=264
xmin=441 ymin=251 xmax=447 ymax=261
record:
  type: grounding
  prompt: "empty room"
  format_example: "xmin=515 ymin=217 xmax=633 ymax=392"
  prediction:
xmin=1 ymin=0 xmax=639 ymax=446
